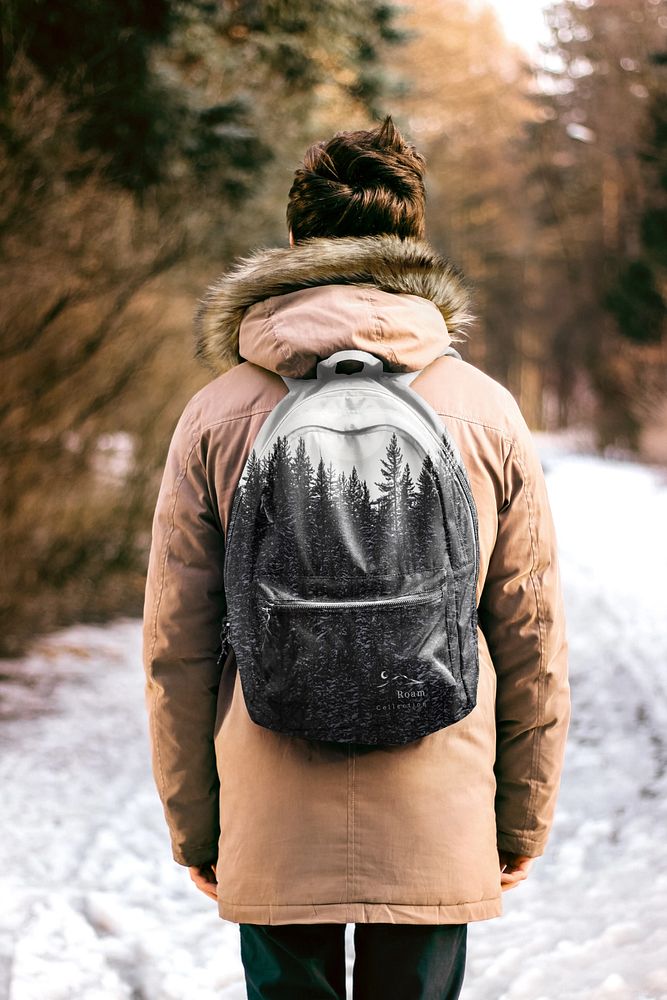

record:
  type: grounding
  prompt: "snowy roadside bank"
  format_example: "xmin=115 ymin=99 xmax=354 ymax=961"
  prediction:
xmin=1 ymin=444 xmax=666 ymax=1000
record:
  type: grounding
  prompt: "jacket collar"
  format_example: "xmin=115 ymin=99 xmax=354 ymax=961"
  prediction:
xmin=194 ymin=234 xmax=473 ymax=376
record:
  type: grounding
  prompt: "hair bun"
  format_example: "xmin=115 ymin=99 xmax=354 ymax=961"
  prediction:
xmin=287 ymin=116 xmax=426 ymax=242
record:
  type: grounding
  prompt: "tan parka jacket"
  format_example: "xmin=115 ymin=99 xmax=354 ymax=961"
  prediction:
xmin=143 ymin=235 xmax=571 ymax=925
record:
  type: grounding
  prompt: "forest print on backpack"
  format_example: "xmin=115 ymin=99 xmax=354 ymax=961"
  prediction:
xmin=222 ymin=349 xmax=480 ymax=745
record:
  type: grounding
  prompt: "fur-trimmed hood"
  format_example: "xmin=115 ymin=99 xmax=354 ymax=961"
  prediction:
xmin=194 ymin=235 xmax=474 ymax=376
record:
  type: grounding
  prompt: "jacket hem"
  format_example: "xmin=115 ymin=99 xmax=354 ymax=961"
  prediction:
xmin=217 ymin=895 xmax=503 ymax=925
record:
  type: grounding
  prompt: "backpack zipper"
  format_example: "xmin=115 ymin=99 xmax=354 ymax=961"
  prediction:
xmin=266 ymin=581 xmax=446 ymax=616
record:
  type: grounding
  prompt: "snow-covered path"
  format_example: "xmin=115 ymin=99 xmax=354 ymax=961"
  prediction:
xmin=1 ymin=444 xmax=667 ymax=1000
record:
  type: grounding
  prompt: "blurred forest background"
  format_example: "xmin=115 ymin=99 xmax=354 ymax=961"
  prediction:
xmin=1 ymin=0 xmax=666 ymax=654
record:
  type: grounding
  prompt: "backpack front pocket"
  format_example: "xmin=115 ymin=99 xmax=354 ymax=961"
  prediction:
xmin=247 ymin=580 xmax=472 ymax=744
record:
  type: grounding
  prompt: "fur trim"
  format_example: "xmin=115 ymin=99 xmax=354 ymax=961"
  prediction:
xmin=194 ymin=234 xmax=474 ymax=373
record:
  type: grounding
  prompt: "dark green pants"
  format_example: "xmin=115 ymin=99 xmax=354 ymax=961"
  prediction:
xmin=239 ymin=922 xmax=467 ymax=1000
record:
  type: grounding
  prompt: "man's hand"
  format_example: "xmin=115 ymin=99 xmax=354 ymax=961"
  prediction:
xmin=498 ymin=851 xmax=534 ymax=892
xmin=189 ymin=860 xmax=218 ymax=902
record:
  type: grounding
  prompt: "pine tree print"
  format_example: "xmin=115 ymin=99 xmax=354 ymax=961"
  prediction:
xmin=309 ymin=456 xmax=333 ymax=576
xmin=264 ymin=435 xmax=298 ymax=577
xmin=398 ymin=462 xmax=416 ymax=572
xmin=291 ymin=437 xmax=315 ymax=573
xmin=374 ymin=432 xmax=405 ymax=572
xmin=411 ymin=453 xmax=444 ymax=569
xmin=234 ymin=432 xmax=448 ymax=584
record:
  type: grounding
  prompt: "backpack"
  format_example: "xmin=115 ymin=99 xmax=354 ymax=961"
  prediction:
xmin=220 ymin=348 xmax=480 ymax=746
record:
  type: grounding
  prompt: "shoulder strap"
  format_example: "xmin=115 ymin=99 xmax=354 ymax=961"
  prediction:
xmin=280 ymin=345 xmax=462 ymax=392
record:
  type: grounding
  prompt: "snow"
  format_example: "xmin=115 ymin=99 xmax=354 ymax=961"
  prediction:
xmin=1 ymin=439 xmax=667 ymax=999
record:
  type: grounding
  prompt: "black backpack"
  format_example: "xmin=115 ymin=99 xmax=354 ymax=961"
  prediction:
xmin=220 ymin=348 xmax=480 ymax=745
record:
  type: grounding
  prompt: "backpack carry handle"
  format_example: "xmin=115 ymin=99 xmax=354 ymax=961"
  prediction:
xmin=279 ymin=346 xmax=464 ymax=392
xmin=316 ymin=350 xmax=384 ymax=381
xmin=316 ymin=346 xmax=463 ymax=384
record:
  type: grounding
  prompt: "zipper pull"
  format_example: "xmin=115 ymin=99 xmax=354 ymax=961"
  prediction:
xmin=217 ymin=618 xmax=231 ymax=667
xmin=261 ymin=603 xmax=272 ymax=633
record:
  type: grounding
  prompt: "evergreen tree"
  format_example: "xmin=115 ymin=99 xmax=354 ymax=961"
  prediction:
xmin=398 ymin=460 xmax=417 ymax=572
xmin=336 ymin=470 xmax=348 ymax=501
xmin=606 ymin=86 xmax=667 ymax=345
xmin=358 ymin=479 xmax=378 ymax=578
xmin=345 ymin=467 xmax=364 ymax=518
xmin=399 ymin=462 xmax=415 ymax=514
xmin=334 ymin=465 xmax=364 ymax=582
xmin=263 ymin=436 xmax=297 ymax=575
xmin=240 ymin=451 xmax=262 ymax=511
xmin=322 ymin=460 xmax=347 ymax=579
xmin=236 ymin=449 xmax=263 ymax=567
xmin=291 ymin=437 xmax=315 ymax=572
xmin=326 ymin=461 xmax=337 ymax=498
xmin=373 ymin=432 xmax=404 ymax=570
xmin=309 ymin=456 xmax=332 ymax=576
xmin=412 ymin=454 xmax=441 ymax=571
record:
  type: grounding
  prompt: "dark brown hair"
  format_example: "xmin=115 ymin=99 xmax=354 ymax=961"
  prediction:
xmin=286 ymin=115 xmax=426 ymax=243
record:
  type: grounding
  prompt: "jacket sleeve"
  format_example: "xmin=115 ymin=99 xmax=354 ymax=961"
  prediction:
xmin=478 ymin=400 xmax=571 ymax=858
xmin=142 ymin=404 xmax=226 ymax=867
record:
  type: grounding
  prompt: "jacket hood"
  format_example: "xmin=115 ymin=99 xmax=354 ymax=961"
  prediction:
xmin=194 ymin=234 xmax=474 ymax=377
